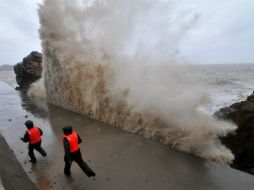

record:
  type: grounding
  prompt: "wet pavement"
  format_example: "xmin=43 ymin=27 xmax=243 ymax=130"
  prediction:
xmin=0 ymin=81 xmax=254 ymax=190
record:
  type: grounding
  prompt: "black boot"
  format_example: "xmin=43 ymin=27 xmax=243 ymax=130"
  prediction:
xmin=28 ymin=159 xmax=37 ymax=163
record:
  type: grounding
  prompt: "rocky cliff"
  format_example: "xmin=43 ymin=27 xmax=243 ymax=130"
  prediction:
xmin=14 ymin=51 xmax=42 ymax=89
xmin=215 ymin=92 xmax=254 ymax=173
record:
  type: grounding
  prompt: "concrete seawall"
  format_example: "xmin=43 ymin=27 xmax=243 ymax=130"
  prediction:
xmin=0 ymin=133 xmax=36 ymax=190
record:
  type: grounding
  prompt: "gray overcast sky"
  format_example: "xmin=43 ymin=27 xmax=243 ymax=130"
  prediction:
xmin=0 ymin=0 xmax=253 ymax=65
xmin=0 ymin=0 xmax=42 ymax=66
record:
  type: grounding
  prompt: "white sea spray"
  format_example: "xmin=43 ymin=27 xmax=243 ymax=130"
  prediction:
xmin=30 ymin=0 xmax=237 ymax=164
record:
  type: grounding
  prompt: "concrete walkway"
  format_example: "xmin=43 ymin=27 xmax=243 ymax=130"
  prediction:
xmin=0 ymin=81 xmax=254 ymax=190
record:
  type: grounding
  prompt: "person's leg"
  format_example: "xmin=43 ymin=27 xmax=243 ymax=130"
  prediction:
xmin=64 ymin=155 xmax=72 ymax=176
xmin=34 ymin=141 xmax=47 ymax=157
xmin=28 ymin=144 xmax=36 ymax=163
xmin=73 ymin=150 xmax=96 ymax=177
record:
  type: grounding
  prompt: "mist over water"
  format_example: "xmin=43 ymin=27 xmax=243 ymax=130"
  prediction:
xmin=31 ymin=0 xmax=237 ymax=164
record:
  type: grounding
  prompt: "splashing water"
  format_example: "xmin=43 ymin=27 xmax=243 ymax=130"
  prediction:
xmin=29 ymin=0 xmax=237 ymax=164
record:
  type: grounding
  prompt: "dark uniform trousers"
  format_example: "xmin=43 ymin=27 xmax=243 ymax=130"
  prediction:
xmin=64 ymin=149 xmax=95 ymax=176
xmin=28 ymin=141 xmax=47 ymax=161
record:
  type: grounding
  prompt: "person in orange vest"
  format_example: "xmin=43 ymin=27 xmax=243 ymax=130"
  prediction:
xmin=63 ymin=126 xmax=96 ymax=177
xmin=20 ymin=120 xmax=47 ymax=163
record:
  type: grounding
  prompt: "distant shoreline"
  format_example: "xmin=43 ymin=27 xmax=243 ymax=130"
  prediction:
xmin=0 ymin=64 xmax=13 ymax=71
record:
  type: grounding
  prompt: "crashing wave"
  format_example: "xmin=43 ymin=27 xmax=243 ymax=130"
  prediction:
xmin=30 ymin=0 xmax=236 ymax=164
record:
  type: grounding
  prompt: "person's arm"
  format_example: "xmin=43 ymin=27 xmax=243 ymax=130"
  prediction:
xmin=63 ymin=138 xmax=71 ymax=162
xmin=38 ymin=128 xmax=43 ymax=136
xmin=20 ymin=132 xmax=29 ymax=143
xmin=78 ymin=134 xmax=82 ymax=144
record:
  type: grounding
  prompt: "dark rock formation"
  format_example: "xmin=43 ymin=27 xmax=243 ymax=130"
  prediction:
xmin=215 ymin=91 xmax=254 ymax=173
xmin=14 ymin=51 xmax=42 ymax=89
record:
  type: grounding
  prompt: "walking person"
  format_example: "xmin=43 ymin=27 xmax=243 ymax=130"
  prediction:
xmin=20 ymin=120 xmax=47 ymax=163
xmin=63 ymin=126 xmax=96 ymax=177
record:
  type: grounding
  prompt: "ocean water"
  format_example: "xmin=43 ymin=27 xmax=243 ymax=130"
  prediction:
xmin=0 ymin=71 xmax=16 ymax=87
xmin=1 ymin=63 xmax=254 ymax=114
xmin=192 ymin=64 xmax=254 ymax=114
xmin=1 ymin=63 xmax=254 ymax=117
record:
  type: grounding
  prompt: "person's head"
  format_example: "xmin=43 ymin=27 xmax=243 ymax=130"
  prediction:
xmin=63 ymin=126 xmax=73 ymax=135
xmin=25 ymin=120 xmax=34 ymax=129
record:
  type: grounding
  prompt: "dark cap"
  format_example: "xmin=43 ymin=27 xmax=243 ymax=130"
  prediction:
xmin=25 ymin=120 xmax=33 ymax=129
xmin=63 ymin=126 xmax=73 ymax=135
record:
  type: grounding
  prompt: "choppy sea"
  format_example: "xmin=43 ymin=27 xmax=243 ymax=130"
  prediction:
xmin=191 ymin=64 xmax=254 ymax=113
xmin=1 ymin=63 xmax=254 ymax=114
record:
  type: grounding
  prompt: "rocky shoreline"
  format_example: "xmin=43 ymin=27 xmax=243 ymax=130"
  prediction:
xmin=215 ymin=92 xmax=254 ymax=174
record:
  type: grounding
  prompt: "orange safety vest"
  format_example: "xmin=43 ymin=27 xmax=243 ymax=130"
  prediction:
xmin=64 ymin=132 xmax=79 ymax=153
xmin=27 ymin=127 xmax=41 ymax=144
